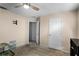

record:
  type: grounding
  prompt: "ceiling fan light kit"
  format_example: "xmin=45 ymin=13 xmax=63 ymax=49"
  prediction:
xmin=23 ymin=4 xmax=29 ymax=9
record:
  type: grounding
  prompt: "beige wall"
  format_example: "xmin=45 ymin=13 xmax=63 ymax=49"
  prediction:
xmin=0 ymin=9 xmax=29 ymax=47
xmin=40 ymin=16 xmax=49 ymax=48
xmin=77 ymin=10 xmax=79 ymax=38
xmin=40 ymin=11 xmax=77 ymax=52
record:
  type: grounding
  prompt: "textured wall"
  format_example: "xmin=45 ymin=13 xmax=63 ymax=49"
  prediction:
xmin=40 ymin=16 xmax=49 ymax=48
xmin=40 ymin=11 xmax=77 ymax=52
xmin=77 ymin=10 xmax=79 ymax=38
xmin=0 ymin=9 xmax=29 ymax=47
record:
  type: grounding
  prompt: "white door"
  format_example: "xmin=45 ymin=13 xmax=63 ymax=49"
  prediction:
xmin=49 ymin=17 xmax=63 ymax=50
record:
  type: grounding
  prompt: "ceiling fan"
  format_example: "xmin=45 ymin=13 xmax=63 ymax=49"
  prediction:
xmin=15 ymin=3 xmax=39 ymax=11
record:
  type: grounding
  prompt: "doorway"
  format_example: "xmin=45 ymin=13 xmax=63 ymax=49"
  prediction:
xmin=29 ymin=21 xmax=40 ymax=45
xmin=29 ymin=22 xmax=36 ymax=43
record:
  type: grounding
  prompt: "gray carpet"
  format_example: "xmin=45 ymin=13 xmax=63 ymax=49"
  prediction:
xmin=14 ymin=45 xmax=70 ymax=56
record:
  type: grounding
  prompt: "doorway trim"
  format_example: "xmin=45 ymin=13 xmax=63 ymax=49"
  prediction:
xmin=28 ymin=17 xmax=40 ymax=45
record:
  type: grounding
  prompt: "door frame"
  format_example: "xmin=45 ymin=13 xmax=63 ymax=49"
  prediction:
xmin=28 ymin=17 xmax=40 ymax=45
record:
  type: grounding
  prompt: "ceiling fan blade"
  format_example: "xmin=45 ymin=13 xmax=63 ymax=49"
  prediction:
xmin=0 ymin=6 xmax=8 ymax=10
xmin=30 ymin=4 xmax=39 ymax=11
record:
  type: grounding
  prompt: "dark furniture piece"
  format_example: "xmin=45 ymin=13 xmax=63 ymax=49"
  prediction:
xmin=70 ymin=39 xmax=79 ymax=56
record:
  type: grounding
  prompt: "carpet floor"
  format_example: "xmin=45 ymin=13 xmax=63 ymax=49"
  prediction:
xmin=14 ymin=45 xmax=70 ymax=56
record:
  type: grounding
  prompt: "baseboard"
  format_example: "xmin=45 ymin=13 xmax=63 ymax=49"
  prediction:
xmin=40 ymin=46 xmax=70 ymax=54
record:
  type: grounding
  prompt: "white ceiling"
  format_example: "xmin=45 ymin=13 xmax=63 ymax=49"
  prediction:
xmin=0 ymin=3 xmax=79 ymax=17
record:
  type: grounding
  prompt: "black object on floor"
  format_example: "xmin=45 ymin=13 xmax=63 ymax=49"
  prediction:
xmin=70 ymin=38 xmax=79 ymax=56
